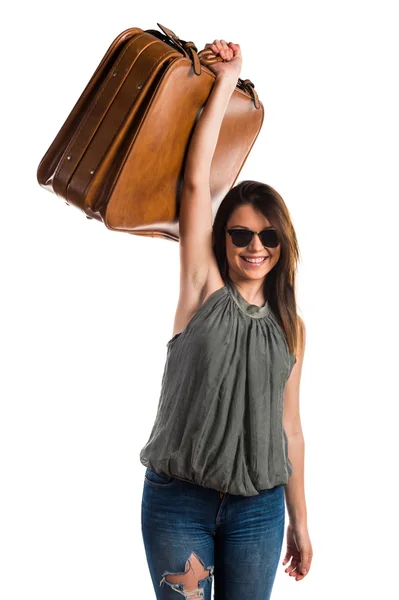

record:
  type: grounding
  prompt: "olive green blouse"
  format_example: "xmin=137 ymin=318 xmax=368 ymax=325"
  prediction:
xmin=139 ymin=279 xmax=296 ymax=496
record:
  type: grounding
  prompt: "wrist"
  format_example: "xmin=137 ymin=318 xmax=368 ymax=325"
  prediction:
xmin=214 ymin=73 xmax=239 ymax=88
xmin=289 ymin=520 xmax=308 ymax=530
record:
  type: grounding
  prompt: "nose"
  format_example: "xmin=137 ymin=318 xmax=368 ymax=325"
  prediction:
xmin=249 ymin=232 xmax=266 ymax=251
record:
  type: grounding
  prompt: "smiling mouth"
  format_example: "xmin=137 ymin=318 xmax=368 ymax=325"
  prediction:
xmin=241 ymin=256 xmax=269 ymax=264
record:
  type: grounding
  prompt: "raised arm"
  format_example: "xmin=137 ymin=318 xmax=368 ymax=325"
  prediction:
xmin=177 ymin=41 xmax=242 ymax=320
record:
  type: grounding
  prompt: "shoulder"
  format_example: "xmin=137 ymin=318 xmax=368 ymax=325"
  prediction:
xmin=297 ymin=315 xmax=306 ymax=337
xmin=295 ymin=315 xmax=306 ymax=361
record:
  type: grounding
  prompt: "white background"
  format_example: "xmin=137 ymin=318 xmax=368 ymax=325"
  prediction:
xmin=1 ymin=1 xmax=398 ymax=598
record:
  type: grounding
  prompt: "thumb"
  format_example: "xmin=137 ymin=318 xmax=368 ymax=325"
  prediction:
xmin=298 ymin=552 xmax=311 ymax=574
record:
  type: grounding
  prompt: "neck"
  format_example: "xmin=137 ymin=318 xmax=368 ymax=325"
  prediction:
xmin=227 ymin=276 xmax=267 ymax=306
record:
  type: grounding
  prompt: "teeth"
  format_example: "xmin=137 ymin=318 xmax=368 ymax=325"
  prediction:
xmin=243 ymin=257 xmax=267 ymax=263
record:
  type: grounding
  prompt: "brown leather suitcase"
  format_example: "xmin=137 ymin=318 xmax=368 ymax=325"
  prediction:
xmin=37 ymin=23 xmax=264 ymax=242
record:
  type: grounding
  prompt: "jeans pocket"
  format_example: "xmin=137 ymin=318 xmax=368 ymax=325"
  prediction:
xmin=144 ymin=467 xmax=177 ymax=487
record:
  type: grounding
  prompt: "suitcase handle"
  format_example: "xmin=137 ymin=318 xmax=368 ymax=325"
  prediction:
xmin=197 ymin=48 xmax=260 ymax=109
xmin=156 ymin=23 xmax=260 ymax=109
xmin=156 ymin=23 xmax=201 ymax=76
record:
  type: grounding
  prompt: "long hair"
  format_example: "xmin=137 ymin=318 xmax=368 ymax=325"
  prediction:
xmin=212 ymin=180 xmax=302 ymax=358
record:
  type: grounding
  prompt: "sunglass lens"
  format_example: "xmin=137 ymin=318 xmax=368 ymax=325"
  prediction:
xmin=260 ymin=229 xmax=279 ymax=248
xmin=230 ymin=230 xmax=253 ymax=247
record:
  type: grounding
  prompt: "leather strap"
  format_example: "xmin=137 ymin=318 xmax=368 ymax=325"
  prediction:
xmin=157 ymin=24 xmax=260 ymax=109
xmin=157 ymin=23 xmax=201 ymax=75
xmin=183 ymin=41 xmax=201 ymax=76
xmin=237 ymin=78 xmax=260 ymax=110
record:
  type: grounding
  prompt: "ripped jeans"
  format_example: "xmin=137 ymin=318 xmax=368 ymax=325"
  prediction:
xmin=141 ymin=467 xmax=286 ymax=599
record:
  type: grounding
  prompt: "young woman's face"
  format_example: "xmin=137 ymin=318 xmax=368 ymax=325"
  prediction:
xmin=225 ymin=204 xmax=281 ymax=280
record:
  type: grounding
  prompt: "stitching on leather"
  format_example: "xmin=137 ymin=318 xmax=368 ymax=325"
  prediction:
xmin=99 ymin=57 xmax=186 ymax=219
xmin=79 ymin=47 xmax=178 ymax=201
xmin=56 ymin=33 xmax=148 ymax=178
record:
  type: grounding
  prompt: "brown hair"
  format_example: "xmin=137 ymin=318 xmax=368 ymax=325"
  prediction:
xmin=212 ymin=180 xmax=303 ymax=358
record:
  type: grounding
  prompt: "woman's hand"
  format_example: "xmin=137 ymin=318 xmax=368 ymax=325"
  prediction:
xmin=282 ymin=522 xmax=313 ymax=581
xmin=200 ymin=39 xmax=242 ymax=81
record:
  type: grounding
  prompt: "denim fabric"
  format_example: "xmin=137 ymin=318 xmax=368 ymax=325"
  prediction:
xmin=141 ymin=467 xmax=285 ymax=599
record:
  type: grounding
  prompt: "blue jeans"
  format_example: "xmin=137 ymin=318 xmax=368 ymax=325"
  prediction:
xmin=141 ymin=467 xmax=286 ymax=599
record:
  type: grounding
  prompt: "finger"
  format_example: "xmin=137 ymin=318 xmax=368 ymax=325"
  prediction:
xmin=213 ymin=40 xmax=227 ymax=60
xmin=221 ymin=49 xmax=233 ymax=61
xmin=203 ymin=44 xmax=216 ymax=55
xmin=299 ymin=546 xmax=313 ymax=570
xmin=216 ymin=40 xmax=231 ymax=61
xmin=300 ymin=559 xmax=310 ymax=574
xmin=285 ymin=558 xmax=298 ymax=574
xmin=209 ymin=42 xmax=220 ymax=55
xmin=203 ymin=42 xmax=219 ymax=57
xmin=212 ymin=40 xmax=223 ymax=54
xmin=295 ymin=559 xmax=310 ymax=581
xmin=294 ymin=569 xmax=306 ymax=581
xmin=282 ymin=552 xmax=291 ymax=566
xmin=299 ymin=554 xmax=312 ymax=576
xmin=298 ymin=565 xmax=308 ymax=578
xmin=219 ymin=39 xmax=229 ymax=58
xmin=202 ymin=44 xmax=223 ymax=63
xmin=201 ymin=48 xmax=217 ymax=59
xmin=228 ymin=42 xmax=242 ymax=58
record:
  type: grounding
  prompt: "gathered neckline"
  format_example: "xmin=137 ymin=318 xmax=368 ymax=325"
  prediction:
xmin=225 ymin=279 xmax=270 ymax=319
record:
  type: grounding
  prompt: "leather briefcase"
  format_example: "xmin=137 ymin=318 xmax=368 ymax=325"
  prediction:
xmin=37 ymin=23 xmax=264 ymax=242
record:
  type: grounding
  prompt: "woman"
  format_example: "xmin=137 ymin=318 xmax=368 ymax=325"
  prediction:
xmin=140 ymin=39 xmax=313 ymax=599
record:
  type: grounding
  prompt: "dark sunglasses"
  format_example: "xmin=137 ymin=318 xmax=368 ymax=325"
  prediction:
xmin=224 ymin=227 xmax=280 ymax=248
